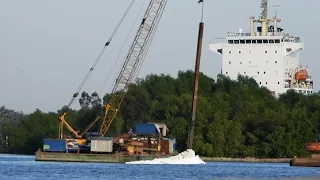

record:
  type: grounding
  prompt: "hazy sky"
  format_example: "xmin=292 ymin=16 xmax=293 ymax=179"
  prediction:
xmin=1 ymin=0 xmax=319 ymax=114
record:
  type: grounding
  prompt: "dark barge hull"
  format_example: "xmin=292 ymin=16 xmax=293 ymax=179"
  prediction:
xmin=35 ymin=150 xmax=173 ymax=163
xmin=290 ymin=158 xmax=320 ymax=167
xmin=290 ymin=154 xmax=320 ymax=167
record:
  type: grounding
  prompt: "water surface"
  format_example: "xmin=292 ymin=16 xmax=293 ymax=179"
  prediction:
xmin=0 ymin=154 xmax=319 ymax=180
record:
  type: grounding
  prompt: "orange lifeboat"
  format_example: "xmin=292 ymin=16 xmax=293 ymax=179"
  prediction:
xmin=295 ymin=69 xmax=308 ymax=81
xmin=305 ymin=142 xmax=320 ymax=152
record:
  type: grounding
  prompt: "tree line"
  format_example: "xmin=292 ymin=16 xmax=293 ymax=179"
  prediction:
xmin=0 ymin=70 xmax=319 ymax=158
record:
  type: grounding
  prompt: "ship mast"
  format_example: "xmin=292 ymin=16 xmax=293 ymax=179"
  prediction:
xmin=249 ymin=0 xmax=281 ymax=36
xmin=272 ymin=5 xmax=281 ymax=36
xmin=260 ymin=0 xmax=268 ymax=20
xmin=259 ymin=0 xmax=269 ymax=36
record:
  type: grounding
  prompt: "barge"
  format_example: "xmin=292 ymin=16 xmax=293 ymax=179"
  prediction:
xmin=290 ymin=139 xmax=320 ymax=167
xmin=290 ymin=156 xmax=320 ymax=167
xmin=35 ymin=150 xmax=173 ymax=163
xmin=35 ymin=123 xmax=177 ymax=163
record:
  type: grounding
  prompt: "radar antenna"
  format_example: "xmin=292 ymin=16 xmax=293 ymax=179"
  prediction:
xmin=272 ymin=4 xmax=280 ymax=17
xmin=260 ymin=0 xmax=268 ymax=20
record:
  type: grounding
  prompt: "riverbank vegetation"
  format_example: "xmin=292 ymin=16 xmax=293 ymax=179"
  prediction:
xmin=0 ymin=70 xmax=319 ymax=158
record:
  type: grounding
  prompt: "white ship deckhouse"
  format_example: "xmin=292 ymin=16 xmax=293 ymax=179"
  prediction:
xmin=209 ymin=0 xmax=313 ymax=97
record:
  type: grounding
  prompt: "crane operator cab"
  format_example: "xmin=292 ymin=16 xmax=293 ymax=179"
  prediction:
xmin=85 ymin=132 xmax=101 ymax=146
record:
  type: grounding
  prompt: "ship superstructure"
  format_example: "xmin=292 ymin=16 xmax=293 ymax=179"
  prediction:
xmin=209 ymin=0 xmax=313 ymax=97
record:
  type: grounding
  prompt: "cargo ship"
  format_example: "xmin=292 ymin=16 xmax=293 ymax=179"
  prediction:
xmin=209 ymin=0 xmax=313 ymax=97
xmin=35 ymin=123 xmax=178 ymax=163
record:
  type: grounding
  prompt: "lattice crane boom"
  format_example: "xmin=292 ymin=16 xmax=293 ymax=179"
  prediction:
xmin=57 ymin=0 xmax=136 ymax=139
xmin=99 ymin=0 xmax=168 ymax=137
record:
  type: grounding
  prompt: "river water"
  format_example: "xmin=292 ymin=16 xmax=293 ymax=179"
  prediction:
xmin=0 ymin=154 xmax=320 ymax=180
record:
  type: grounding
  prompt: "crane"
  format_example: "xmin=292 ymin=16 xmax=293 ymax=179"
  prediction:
xmin=99 ymin=0 xmax=168 ymax=137
xmin=58 ymin=0 xmax=168 ymax=140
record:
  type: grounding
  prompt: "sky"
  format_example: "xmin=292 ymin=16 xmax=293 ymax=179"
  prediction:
xmin=1 ymin=0 xmax=319 ymax=114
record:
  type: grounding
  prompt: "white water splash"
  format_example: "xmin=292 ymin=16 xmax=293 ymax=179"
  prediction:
xmin=125 ymin=149 xmax=206 ymax=164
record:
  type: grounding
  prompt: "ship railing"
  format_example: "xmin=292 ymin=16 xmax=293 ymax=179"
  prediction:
xmin=284 ymin=84 xmax=313 ymax=89
xmin=227 ymin=32 xmax=284 ymax=37
xmin=209 ymin=37 xmax=227 ymax=43
xmin=282 ymin=37 xmax=300 ymax=43
xmin=226 ymin=32 xmax=300 ymax=41
xmin=227 ymin=32 xmax=251 ymax=37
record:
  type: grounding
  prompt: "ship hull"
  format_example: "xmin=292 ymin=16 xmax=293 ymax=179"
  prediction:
xmin=34 ymin=150 xmax=173 ymax=163
xmin=290 ymin=158 xmax=320 ymax=167
xmin=290 ymin=154 xmax=320 ymax=167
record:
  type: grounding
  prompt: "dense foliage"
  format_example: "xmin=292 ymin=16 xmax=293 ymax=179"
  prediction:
xmin=0 ymin=70 xmax=319 ymax=158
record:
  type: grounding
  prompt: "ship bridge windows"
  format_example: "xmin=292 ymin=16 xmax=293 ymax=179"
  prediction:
xmin=227 ymin=39 xmax=281 ymax=44
xmin=270 ymin=39 xmax=281 ymax=43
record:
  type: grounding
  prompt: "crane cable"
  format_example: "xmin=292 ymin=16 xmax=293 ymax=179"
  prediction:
xmin=99 ymin=0 xmax=148 ymax=97
xmin=65 ymin=0 xmax=136 ymax=109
